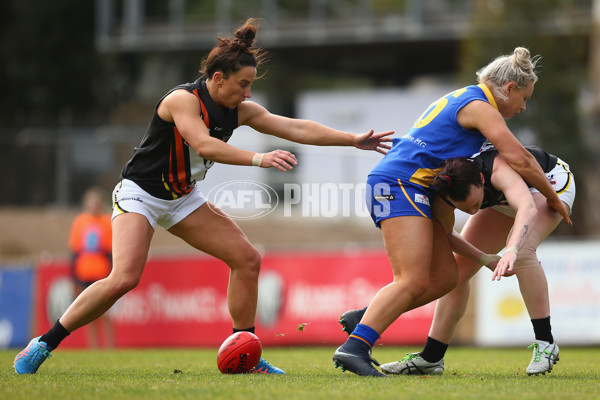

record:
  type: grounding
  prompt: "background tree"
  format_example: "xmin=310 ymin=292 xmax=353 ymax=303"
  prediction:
xmin=460 ymin=0 xmax=594 ymax=236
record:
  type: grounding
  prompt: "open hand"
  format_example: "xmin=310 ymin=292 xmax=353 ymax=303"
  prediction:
xmin=492 ymin=251 xmax=517 ymax=281
xmin=353 ymin=129 xmax=394 ymax=155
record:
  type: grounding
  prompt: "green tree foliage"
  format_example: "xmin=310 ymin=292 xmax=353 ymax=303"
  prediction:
xmin=1 ymin=0 xmax=96 ymax=126
xmin=459 ymin=0 xmax=592 ymax=235
xmin=0 ymin=0 xmax=141 ymax=128
xmin=459 ymin=0 xmax=590 ymax=171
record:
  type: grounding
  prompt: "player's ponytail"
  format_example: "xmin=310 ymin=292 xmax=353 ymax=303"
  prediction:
xmin=232 ymin=20 xmax=258 ymax=50
xmin=200 ymin=18 xmax=268 ymax=79
xmin=476 ymin=46 xmax=540 ymax=100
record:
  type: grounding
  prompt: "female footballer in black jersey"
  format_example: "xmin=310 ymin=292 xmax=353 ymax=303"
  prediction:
xmin=14 ymin=18 xmax=393 ymax=375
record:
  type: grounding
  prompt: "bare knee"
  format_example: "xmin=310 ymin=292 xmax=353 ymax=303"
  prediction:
xmin=401 ymin=278 xmax=429 ymax=300
xmin=228 ymin=245 xmax=261 ymax=277
xmin=104 ymin=274 xmax=142 ymax=299
xmin=513 ymin=247 xmax=541 ymax=270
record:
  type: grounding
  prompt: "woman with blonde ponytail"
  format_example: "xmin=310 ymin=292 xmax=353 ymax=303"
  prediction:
xmin=14 ymin=19 xmax=394 ymax=375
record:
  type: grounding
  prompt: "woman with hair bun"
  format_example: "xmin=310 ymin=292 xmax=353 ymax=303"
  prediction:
xmin=333 ymin=47 xmax=572 ymax=377
xmin=14 ymin=18 xmax=393 ymax=375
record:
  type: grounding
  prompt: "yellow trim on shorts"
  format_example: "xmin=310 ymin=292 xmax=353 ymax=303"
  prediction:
xmin=114 ymin=201 xmax=126 ymax=214
xmin=113 ymin=181 xmax=127 ymax=214
xmin=397 ymin=178 xmax=428 ymax=218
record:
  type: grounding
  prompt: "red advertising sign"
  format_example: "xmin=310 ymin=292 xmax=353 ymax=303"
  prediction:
xmin=36 ymin=250 xmax=434 ymax=348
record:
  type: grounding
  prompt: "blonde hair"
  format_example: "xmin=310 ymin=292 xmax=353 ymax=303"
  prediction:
xmin=476 ymin=47 xmax=540 ymax=101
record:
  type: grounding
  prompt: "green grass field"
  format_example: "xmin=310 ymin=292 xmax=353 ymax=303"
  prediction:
xmin=1 ymin=346 xmax=599 ymax=400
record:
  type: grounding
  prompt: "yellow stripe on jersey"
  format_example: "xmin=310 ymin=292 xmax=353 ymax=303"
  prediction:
xmin=409 ymin=167 xmax=442 ymax=187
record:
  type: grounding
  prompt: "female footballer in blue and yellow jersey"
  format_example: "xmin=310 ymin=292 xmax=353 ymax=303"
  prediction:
xmin=368 ymin=84 xmax=494 ymax=223
xmin=333 ymin=47 xmax=572 ymax=377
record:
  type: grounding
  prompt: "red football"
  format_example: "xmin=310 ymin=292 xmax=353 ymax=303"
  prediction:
xmin=217 ymin=332 xmax=262 ymax=374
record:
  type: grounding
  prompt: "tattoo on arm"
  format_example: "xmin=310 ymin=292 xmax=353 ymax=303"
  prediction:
xmin=506 ymin=225 xmax=529 ymax=249
xmin=517 ymin=225 xmax=529 ymax=248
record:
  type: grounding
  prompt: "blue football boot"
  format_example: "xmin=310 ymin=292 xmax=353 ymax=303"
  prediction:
xmin=14 ymin=337 xmax=53 ymax=374
xmin=252 ymin=358 xmax=286 ymax=374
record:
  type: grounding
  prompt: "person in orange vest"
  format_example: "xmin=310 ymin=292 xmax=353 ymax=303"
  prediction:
xmin=69 ymin=187 xmax=114 ymax=349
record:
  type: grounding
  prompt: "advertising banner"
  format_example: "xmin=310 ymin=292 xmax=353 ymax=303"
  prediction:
xmin=0 ymin=265 xmax=34 ymax=348
xmin=475 ymin=241 xmax=600 ymax=346
xmin=35 ymin=250 xmax=434 ymax=348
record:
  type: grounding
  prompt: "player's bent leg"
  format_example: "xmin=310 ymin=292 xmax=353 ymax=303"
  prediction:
xmin=428 ymin=279 xmax=472 ymax=345
xmin=380 ymin=279 xmax=472 ymax=376
xmin=333 ymin=216 xmax=433 ymax=377
xmin=514 ymin=194 xmax=563 ymax=375
xmin=381 ymin=209 xmax=512 ymax=374
xmin=168 ymin=203 xmax=284 ymax=373
xmin=360 ymin=216 xmax=433 ymax=332
xmin=168 ymin=203 xmax=261 ymax=329
xmin=15 ymin=213 xmax=153 ymax=375
xmin=62 ymin=213 xmax=153 ymax=331
xmin=404 ymin=219 xmax=459 ymax=311
xmin=339 ymin=221 xmax=457 ymax=339
xmin=514 ymin=194 xmax=562 ymax=320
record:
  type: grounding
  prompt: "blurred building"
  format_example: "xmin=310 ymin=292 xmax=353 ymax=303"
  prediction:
xmin=1 ymin=0 xmax=597 ymax=236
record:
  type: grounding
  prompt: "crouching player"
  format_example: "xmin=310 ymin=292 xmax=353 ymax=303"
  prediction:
xmin=340 ymin=145 xmax=574 ymax=376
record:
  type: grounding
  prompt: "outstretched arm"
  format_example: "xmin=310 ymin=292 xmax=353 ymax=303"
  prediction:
xmin=239 ymin=101 xmax=394 ymax=154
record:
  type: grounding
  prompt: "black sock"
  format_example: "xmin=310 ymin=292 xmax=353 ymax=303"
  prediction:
xmin=419 ymin=336 xmax=448 ymax=363
xmin=39 ymin=320 xmax=70 ymax=349
xmin=233 ymin=326 xmax=255 ymax=334
xmin=531 ymin=316 xmax=553 ymax=343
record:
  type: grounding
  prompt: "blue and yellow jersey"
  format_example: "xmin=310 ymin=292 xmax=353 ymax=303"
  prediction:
xmin=370 ymin=84 xmax=496 ymax=187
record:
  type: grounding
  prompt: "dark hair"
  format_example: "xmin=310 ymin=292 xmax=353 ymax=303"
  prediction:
xmin=200 ymin=18 xmax=268 ymax=78
xmin=432 ymin=158 xmax=482 ymax=202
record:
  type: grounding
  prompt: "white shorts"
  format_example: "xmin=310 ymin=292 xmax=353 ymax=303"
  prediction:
xmin=492 ymin=158 xmax=575 ymax=218
xmin=111 ymin=179 xmax=208 ymax=230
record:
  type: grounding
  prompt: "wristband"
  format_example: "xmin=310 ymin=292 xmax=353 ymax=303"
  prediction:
xmin=479 ymin=254 xmax=501 ymax=267
xmin=505 ymin=246 xmax=519 ymax=256
xmin=252 ymin=153 xmax=264 ymax=167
